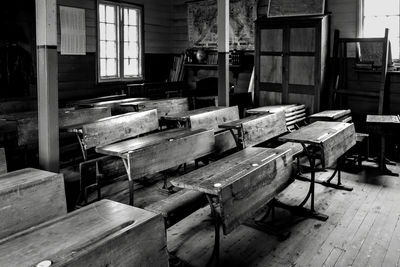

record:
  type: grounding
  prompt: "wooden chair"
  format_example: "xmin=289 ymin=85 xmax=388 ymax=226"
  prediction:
xmin=330 ymin=29 xmax=390 ymax=115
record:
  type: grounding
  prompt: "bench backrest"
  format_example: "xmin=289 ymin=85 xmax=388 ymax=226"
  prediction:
xmin=137 ymin=98 xmax=189 ymax=118
xmin=0 ymin=168 xmax=67 ymax=239
xmin=4 ymin=107 xmax=111 ymax=147
xmin=190 ymin=106 xmax=240 ymax=130
xmin=0 ymin=148 xmax=6 ymax=175
xmin=82 ymin=109 xmax=159 ymax=150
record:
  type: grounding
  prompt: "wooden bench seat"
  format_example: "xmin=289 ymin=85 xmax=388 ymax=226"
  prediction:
xmin=145 ymin=189 xmax=207 ymax=228
xmin=0 ymin=200 xmax=168 ymax=267
xmin=0 ymin=168 xmax=66 ymax=239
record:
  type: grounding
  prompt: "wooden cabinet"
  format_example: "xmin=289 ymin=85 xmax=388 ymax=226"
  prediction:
xmin=255 ymin=15 xmax=329 ymax=113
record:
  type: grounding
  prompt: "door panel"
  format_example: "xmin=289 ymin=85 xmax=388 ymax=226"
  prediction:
xmin=290 ymin=28 xmax=315 ymax=52
xmin=260 ymin=29 xmax=283 ymax=52
xmin=289 ymin=56 xmax=315 ymax=85
xmin=260 ymin=55 xmax=283 ymax=84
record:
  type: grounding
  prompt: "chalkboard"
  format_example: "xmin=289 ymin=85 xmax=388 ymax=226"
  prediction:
xmin=267 ymin=0 xmax=325 ymax=17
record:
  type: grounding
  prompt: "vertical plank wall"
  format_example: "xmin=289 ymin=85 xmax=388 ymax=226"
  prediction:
xmin=57 ymin=0 xmax=173 ymax=100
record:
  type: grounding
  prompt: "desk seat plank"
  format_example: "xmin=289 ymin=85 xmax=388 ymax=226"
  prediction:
xmin=171 ymin=147 xmax=293 ymax=234
xmin=0 ymin=168 xmax=66 ymax=239
xmin=190 ymin=106 xmax=239 ymax=130
xmin=82 ymin=109 xmax=159 ymax=149
xmin=0 ymin=200 xmax=168 ymax=267
xmin=97 ymin=128 xmax=215 ymax=180
xmin=280 ymin=121 xmax=356 ymax=167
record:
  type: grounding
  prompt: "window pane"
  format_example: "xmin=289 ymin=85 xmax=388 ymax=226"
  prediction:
xmin=364 ymin=16 xmax=399 ymax=37
xmin=390 ymin=38 xmax=400 ymax=59
xmin=99 ymin=23 xmax=106 ymax=41
xmin=100 ymin=59 xmax=106 ymax=77
xmin=100 ymin=41 xmax=106 ymax=58
xmin=124 ymin=59 xmax=138 ymax=76
xmin=106 ymin=41 xmax=117 ymax=58
xmin=105 ymin=6 xmax=115 ymax=23
xmin=106 ymin=59 xmax=117 ymax=76
xmin=99 ymin=4 xmax=106 ymax=22
xmin=106 ymin=24 xmax=116 ymax=41
xmin=364 ymin=0 xmax=399 ymax=16
xmin=129 ymin=9 xmax=138 ymax=25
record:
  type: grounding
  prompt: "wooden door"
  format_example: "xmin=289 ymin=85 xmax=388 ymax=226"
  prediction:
xmin=258 ymin=28 xmax=284 ymax=106
xmin=287 ymin=26 xmax=317 ymax=113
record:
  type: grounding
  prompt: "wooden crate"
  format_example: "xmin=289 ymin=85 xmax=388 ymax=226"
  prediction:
xmin=0 ymin=200 xmax=168 ymax=267
xmin=0 ymin=168 xmax=66 ymax=239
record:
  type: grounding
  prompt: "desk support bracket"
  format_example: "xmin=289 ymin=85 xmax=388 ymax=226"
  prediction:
xmin=206 ymin=194 xmax=221 ymax=267
xmin=122 ymin=156 xmax=134 ymax=206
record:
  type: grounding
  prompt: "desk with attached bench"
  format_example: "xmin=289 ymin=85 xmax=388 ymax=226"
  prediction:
xmin=278 ymin=121 xmax=356 ymax=221
xmin=171 ymin=146 xmax=293 ymax=265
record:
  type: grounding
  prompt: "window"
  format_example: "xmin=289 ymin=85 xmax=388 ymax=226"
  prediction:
xmin=362 ymin=0 xmax=400 ymax=59
xmin=98 ymin=1 xmax=143 ymax=82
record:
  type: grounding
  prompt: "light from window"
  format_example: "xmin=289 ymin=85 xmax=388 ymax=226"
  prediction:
xmin=98 ymin=2 xmax=143 ymax=82
xmin=363 ymin=0 xmax=400 ymax=59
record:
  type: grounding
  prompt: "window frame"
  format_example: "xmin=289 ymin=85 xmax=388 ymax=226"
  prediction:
xmin=360 ymin=0 xmax=400 ymax=60
xmin=97 ymin=0 xmax=145 ymax=83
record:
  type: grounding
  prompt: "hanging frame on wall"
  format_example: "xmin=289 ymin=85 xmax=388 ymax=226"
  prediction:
xmin=267 ymin=0 xmax=325 ymax=17
xmin=186 ymin=0 xmax=257 ymax=50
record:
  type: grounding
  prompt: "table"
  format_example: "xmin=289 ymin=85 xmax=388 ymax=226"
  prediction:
xmin=366 ymin=115 xmax=400 ymax=175
xmin=171 ymin=146 xmax=293 ymax=265
xmin=279 ymin=121 xmax=356 ymax=220
xmin=96 ymin=128 xmax=215 ymax=205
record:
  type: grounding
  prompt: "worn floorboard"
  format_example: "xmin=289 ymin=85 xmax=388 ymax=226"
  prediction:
xmin=79 ymin=162 xmax=400 ymax=267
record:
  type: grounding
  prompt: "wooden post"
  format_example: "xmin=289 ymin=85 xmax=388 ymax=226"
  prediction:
xmin=36 ymin=0 xmax=59 ymax=172
xmin=217 ymin=0 xmax=229 ymax=107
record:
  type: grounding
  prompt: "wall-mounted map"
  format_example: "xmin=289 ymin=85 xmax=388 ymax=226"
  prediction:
xmin=187 ymin=0 xmax=257 ymax=50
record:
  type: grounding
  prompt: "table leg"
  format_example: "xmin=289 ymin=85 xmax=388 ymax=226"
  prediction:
xmin=320 ymin=157 xmax=353 ymax=191
xmin=76 ymin=133 xmax=87 ymax=161
xmin=205 ymin=194 xmax=221 ymax=267
xmin=122 ymin=157 xmax=134 ymax=206
xmin=290 ymin=144 xmax=328 ymax=221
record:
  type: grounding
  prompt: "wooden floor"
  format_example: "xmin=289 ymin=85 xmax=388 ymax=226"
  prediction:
xmin=82 ymin=162 xmax=400 ymax=267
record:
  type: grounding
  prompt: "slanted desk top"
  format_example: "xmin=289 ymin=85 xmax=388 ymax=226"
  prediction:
xmin=77 ymin=97 xmax=148 ymax=108
xmin=279 ymin=121 xmax=352 ymax=145
xmin=96 ymin=128 xmax=209 ymax=158
xmin=171 ymin=147 xmax=289 ymax=195
xmin=279 ymin=121 xmax=356 ymax=167
xmin=246 ymin=104 xmax=304 ymax=114
xmin=366 ymin=115 xmax=400 ymax=124
xmin=0 ymin=199 xmax=167 ymax=267
xmin=309 ymin=110 xmax=351 ymax=120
